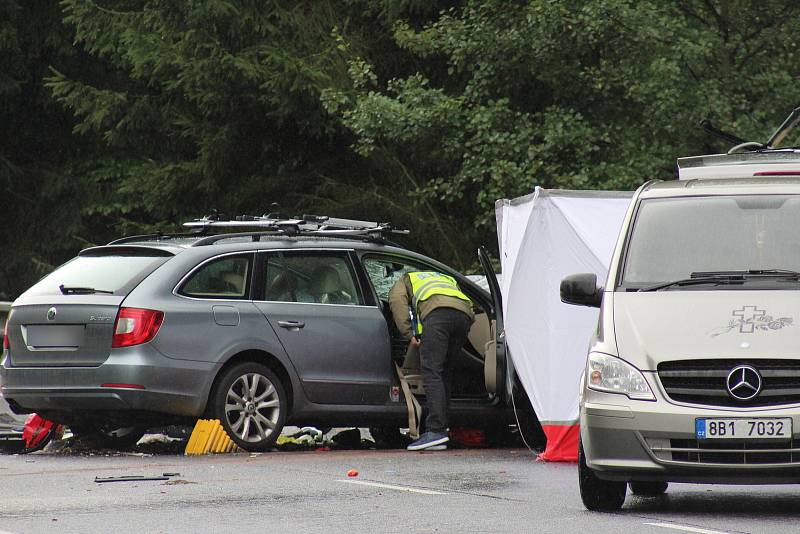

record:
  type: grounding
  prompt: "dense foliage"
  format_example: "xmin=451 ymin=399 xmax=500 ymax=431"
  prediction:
xmin=2 ymin=0 xmax=799 ymax=296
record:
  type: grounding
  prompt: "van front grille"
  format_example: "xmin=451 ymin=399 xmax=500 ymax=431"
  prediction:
xmin=663 ymin=439 xmax=798 ymax=464
xmin=657 ymin=359 xmax=800 ymax=407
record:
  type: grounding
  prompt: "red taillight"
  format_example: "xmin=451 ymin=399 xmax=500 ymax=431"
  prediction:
xmin=112 ymin=308 xmax=164 ymax=348
xmin=753 ymin=171 xmax=800 ymax=176
xmin=2 ymin=321 xmax=8 ymax=350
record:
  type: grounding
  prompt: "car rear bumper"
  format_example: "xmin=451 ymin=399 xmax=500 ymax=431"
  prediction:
xmin=0 ymin=345 xmax=216 ymax=418
xmin=582 ymin=379 xmax=800 ymax=484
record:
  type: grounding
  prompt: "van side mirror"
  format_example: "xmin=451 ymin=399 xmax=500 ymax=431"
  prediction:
xmin=560 ymin=273 xmax=602 ymax=308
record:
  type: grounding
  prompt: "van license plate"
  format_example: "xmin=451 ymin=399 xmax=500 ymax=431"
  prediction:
xmin=696 ymin=418 xmax=792 ymax=440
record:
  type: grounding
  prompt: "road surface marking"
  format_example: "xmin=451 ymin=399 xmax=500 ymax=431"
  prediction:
xmin=644 ymin=522 xmax=732 ymax=534
xmin=337 ymin=479 xmax=447 ymax=495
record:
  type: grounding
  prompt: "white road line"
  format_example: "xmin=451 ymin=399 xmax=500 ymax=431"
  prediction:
xmin=336 ymin=479 xmax=447 ymax=495
xmin=644 ymin=522 xmax=732 ymax=534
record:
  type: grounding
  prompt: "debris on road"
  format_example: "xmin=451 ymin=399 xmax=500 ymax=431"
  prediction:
xmin=347 ymin=469 xmax=359 ymax=477
xmin=330 ymin=428 xmax=363 ymax=449
xmin=94 ymin=475 xmax=170 ymax=483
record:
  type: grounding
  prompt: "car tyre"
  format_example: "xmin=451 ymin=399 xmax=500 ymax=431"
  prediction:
xmin=579 ymin=437 xmax=626 ymax=511
xmin=629 ymin=481 xmax=668 ymax=496
xmin=213 ymin=362 xmax=286 ymax=452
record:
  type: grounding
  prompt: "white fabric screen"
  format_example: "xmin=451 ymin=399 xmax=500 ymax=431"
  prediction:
xmin=495 ymin=188 xmax=633 ymax=426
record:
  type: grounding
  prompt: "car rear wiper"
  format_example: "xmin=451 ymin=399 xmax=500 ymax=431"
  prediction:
xmin=58 ymin=285 xmax=114 ymax=295
xmin=638 ymin=275 xmax=745 ymax=292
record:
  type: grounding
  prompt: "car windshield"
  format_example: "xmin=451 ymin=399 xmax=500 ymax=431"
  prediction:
xmin=621 ymin=194 xmax=800 ymax=289
xmin=22 ymin=254 xmax=169 ymax=297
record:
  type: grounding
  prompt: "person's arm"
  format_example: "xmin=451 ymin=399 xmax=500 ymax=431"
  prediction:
xmin=388 ymin=275 xmax=414 ymax=342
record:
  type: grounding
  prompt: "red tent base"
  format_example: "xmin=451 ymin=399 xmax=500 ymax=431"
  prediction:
xmin=537 ymin=424 xmax=579 ymax=462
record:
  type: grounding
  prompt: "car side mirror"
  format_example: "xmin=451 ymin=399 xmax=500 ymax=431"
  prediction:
xmin=560 ymin=273 xmax=602 ymax=308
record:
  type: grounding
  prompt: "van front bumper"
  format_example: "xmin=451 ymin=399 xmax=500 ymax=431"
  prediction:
xmin=582 ymin=374 xmax=800 ymax=484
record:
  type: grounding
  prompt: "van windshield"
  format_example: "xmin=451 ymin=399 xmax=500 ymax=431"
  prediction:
xmin=621 ymin=195 xmax=800 ymax=289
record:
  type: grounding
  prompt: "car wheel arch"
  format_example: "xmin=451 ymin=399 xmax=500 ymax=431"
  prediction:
xmin=205 ymin=349 xmax=295 ymax=418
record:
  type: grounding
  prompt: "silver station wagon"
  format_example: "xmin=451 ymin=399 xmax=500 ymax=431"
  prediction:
xmin=1 ymin=215 xmax=533 ymax=451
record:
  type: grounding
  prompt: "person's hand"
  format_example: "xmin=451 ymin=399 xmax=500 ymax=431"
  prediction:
xmin=409 ymin=337 xmax=421 ymax=349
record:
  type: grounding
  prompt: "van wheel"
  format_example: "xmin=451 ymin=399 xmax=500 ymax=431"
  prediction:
xmin=629 ymin=481 xmax=668 ymax=496
xmin=213 ymin=362 xmax=286 ymax=452
xmin=579 ymin=437 xmax=626 ymax=511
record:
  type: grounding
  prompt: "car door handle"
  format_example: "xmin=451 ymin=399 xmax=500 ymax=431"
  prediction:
xmin=277 ymin=320 xmax=305 ymax=330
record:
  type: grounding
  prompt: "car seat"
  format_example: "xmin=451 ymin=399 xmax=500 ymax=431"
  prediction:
xmin=221 ymin=271 xmax=245 ymax=295
xmin=310 ymin=266 xmax=350 ymax=304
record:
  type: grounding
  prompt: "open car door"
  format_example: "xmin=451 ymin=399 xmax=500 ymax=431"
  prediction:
xmin=477 ymin=246 xmax=509 ymax=401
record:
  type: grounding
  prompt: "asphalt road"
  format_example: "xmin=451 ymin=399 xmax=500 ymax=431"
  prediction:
xmin=1 ymin=446 xmax=800 ymax=534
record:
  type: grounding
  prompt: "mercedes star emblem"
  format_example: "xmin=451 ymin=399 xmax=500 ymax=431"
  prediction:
xmin=726 ymin=364 xmax=762 ymax=401
xmin=46 ymin=307 xmax=57 ymax=321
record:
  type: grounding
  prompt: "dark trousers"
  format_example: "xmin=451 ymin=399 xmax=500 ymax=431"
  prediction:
xmin=420 ymin=307 xmax=473 ymax=434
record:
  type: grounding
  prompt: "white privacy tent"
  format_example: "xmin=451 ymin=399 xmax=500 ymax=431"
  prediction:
xmin=496 ymin=187 xmax=633 ymax=461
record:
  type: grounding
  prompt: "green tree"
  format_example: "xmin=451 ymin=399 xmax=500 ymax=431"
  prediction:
xmin=9 ymin=0 xmax=800 ymax=298
xmin=0 ymin=0 xmax=90 ymax=298
xmin=42 ymin=0 xmax=467 ymax=269
xmin=327 ymin=0 xmax=800 ymax=259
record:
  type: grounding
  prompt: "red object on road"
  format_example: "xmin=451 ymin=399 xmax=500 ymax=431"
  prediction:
xmin=22 ymin=414 xmax=56 ymax=450
xmin=449 ymin=427 xmax=487 ymax=448
xmin=347 ymin=469 xmax=358 ymax=477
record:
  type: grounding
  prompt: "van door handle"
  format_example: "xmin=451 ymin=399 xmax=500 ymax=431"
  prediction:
xmin=277 ymin=320 xmax=305 ymax=330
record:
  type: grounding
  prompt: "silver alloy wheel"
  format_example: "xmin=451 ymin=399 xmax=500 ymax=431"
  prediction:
xmin=224 ymin=372 xmax=281 ymax=443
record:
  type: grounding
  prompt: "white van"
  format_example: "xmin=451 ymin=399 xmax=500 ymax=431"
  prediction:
xmin=562 ymin=150 xmax=800 ymax=510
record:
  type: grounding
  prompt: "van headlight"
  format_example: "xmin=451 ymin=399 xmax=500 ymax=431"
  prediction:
xmin=586 ymin=352 xmax=655 ymax=401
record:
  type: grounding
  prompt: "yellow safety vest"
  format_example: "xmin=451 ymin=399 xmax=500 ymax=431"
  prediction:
xmin=407 ymin=271 xmax=471 ymax=335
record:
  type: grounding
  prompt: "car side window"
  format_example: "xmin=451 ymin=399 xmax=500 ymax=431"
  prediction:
xmin=263 ymin=252 xmax=363 ymax=305
xmin=362 ymin=256 xmax=425 ymax=301
xmin=180 ymin=255 xmax=251 ymax=299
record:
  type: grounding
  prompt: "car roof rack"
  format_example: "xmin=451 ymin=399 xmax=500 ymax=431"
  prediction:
xmin=183 ymin=213 xmax=410 ymax=247
xmin=107 ymin=232 xmax=202 ymax=245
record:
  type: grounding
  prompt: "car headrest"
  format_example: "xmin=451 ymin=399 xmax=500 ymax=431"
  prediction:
xmin=310 ymin=266 xmax=341 ymax=295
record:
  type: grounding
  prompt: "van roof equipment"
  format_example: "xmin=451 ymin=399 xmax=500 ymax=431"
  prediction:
xmin=682 ymin=107 xmax=800 ymax=180
xmin=677 ymin=149 xmax=800 ymax=180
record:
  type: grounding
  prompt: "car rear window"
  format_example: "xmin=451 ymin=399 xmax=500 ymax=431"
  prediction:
xmin=22 ymin=255 xmax=170 ymax=297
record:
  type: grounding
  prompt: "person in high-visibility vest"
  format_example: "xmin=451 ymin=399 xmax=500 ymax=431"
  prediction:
xmin=389 ymin=271 xmax=474 ymax=451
